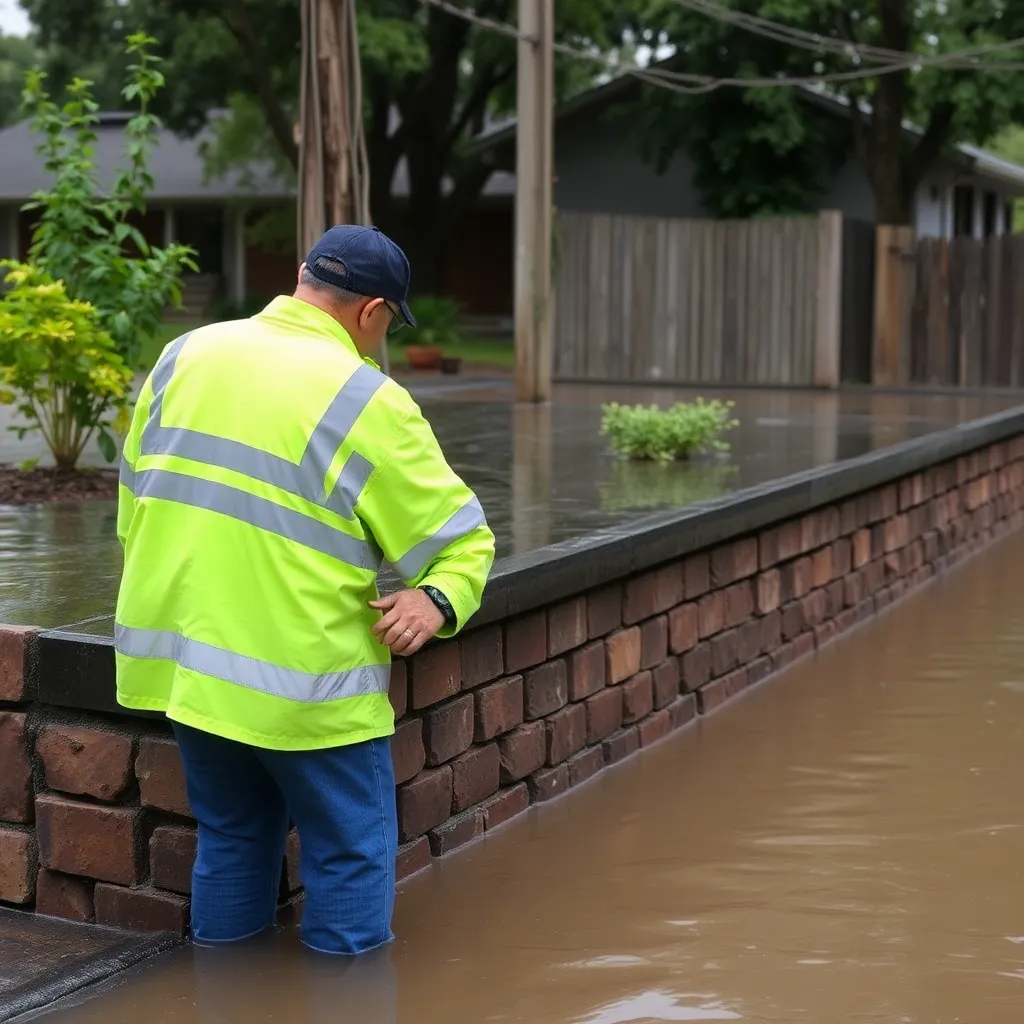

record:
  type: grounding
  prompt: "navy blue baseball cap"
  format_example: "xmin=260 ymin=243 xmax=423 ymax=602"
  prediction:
xmin=304 ymin=224 xmax=416 ymax=328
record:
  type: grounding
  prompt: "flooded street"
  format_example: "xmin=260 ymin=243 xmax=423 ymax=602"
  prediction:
xmin=27 ymin=525 xmax=1024 ymax=1023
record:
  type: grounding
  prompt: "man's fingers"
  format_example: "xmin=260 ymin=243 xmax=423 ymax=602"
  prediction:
xmin=369 ymin=593 xmax=400 ymax=611
xmin=370 ymin=608 xmax=401 ymax=637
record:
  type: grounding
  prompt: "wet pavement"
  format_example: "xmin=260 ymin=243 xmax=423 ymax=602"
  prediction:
xmin=0 ymin=384 xmax=1018 ymax=632
xmin=22 ymin=526 xmax=1024 ymax=1023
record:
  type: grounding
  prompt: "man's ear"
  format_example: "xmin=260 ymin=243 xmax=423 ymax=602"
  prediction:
xmin=296 ymin=262 xmax=307 ymax=285
xmin=359 ymin=297 xmax=384 ymax=328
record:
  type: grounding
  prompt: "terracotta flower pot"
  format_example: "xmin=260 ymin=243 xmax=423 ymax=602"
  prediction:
xmin=405 ymin=345 xmax=442 ymax=370
xmin=440 ymin=356 xmax=462 ymax=375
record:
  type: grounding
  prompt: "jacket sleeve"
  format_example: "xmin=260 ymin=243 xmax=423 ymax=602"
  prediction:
xmin=354 ymin=392 xmax=495 ymax=637
xmin=116 ymin=375 xmax=155 ymax=548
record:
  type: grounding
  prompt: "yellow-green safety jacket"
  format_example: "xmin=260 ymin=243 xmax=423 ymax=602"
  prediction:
xmin=115 ymin=295 xmax=495 ymax=751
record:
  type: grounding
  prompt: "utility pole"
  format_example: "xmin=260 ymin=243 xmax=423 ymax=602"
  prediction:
xmin=513 ymin=0 xmax=554 ymax=403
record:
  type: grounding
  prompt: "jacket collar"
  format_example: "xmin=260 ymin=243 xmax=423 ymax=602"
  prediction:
xmin=257 ymin=295 xmax=360 ymax=357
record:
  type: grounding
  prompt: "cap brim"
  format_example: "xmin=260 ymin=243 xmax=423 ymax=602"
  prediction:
xmin=398 ymin=300 xmax=417 ymax=329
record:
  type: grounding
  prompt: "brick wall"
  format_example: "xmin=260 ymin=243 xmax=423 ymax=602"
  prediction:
xmin=2 ymin=439 xmax=1024 ymax=934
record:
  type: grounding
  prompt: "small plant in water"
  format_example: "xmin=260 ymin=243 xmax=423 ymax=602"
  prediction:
xmin=600 ymin=398 xmax=738 ymax=462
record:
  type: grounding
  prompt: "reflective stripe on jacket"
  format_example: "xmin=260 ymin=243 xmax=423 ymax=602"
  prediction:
xmin=115 ymin=295 xmax=495 ymax=751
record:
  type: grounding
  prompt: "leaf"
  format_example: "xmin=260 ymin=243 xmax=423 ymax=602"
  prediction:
xmin=97 ymin=429 xmax=117 ymax=463
xmin=18 ymin=458 xmax=39 ymax=471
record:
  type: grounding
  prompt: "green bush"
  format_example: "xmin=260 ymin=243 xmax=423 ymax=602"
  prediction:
xmin=0 ymin=261 xmax=133 ymax=469
xmin=403 ymin=296 xmax=464 ymax=348
xmin=600 ymin=398 xmax=738 ymax=462
xmin=21 ymin=33 xmax=196 ymax=371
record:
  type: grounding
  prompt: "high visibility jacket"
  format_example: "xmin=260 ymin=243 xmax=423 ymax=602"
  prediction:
xmin=115 ymin=296 xmax=495 ymax=751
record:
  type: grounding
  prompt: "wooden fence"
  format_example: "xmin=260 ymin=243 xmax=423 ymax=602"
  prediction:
xmin=893 ymin=234 xmax=1024 ymax=388
xmin=553 ymin=210 xmax=843 ymax=387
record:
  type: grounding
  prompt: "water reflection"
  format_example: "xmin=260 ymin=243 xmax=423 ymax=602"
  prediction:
xmin=0 ymin=386 xmax=1019 ymax=630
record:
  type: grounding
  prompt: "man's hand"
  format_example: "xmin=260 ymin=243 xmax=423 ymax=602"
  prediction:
xmin=370 ymin=589 xmax=445 ymax=656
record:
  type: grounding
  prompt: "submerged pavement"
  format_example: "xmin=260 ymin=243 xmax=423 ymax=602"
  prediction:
xmin=0 ymin=384 xmax=1018 ymax=632
xmin=19 ymin=525 xmax=1024 ymax=1023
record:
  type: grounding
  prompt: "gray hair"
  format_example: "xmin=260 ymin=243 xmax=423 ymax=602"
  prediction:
xmin=298 ymin=263 xmax=364 ymax=306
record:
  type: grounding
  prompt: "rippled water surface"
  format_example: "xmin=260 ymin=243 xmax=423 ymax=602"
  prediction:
xmin=30 ymin=527 xmax=1024 ymax=1023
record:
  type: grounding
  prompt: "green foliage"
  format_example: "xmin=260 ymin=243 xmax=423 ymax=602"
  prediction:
xmin=402 ymin=296 xmax=465 ymax=348
xmin=600 ymin=399 xmax=738 ymax=462
xmin=0 ymin=32 xmax=39 ymax=127
xmin=21 ymin=32 xmax=197 ymax=370
xmin=600 ymin=459 xmax=738 ymax=512
xmin=630 ymin=0 xmax=1024 ymax=223
xmin=0 ymin=261 xmax=133 ymax=469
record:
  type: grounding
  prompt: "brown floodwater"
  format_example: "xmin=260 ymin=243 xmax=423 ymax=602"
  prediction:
xmin=27 ymin=529 xmax=1024 ymax=1023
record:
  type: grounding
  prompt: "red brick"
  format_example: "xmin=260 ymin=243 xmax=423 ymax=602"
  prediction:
xmin=638 ymin=709 xmax=672 ymax=748
xmin=523 ymin=660 xmax=568 ymax=719
xmin=723 ymin=581 xmax=754 ymax=628
xmin=505 ymin=612 xmax=548 ymax=672
xmin=388 ymin=660 xmax=408 ymax=719
xmin=748 ymin=656 xmax=773 ymax=686
xmin=852 ymin=529 xmax=872 ymax=567
xmin=396 ymin=838 xmax=431 ymax=881
xmin=832 ymin=537 xmax=852 ymax=577
xmin=812 ymin=547 xmax=834 ymax=588
xmin=794 ymin=632 xmax=816 ymax=660
xmin=36 ymin=868 xmax=94 ymax=922
xmin=697 ymin=668 xmax=748 ymax=715
xmin=652 ymin=658 xmax=681 ymax=709
xmin=527 ymin=764 xmax=569 ymax=803
xmin=480 ymin=784 xmax=529 ymax=831
xmin=587 ymin=584 xmax=623 ymax=638
xmin=0 ymin=828 xmax=35 ymax=904
xmin=567 ymin=747 xmax=604 ymax=788
xmin=585 ymin=688 xmax=623 ymax=745
xmin=94 ymin=884 xmax=189 ymax=935
xmin=392 ymin=718 xmax=426 ymax=784
xmin=759 ymin=610 xmax=781 ymax=653
xmin=546 ymin=703 xmax=587 ymax=765
xmin=756 ymin=570 xmax=781 ymax=615
xmin=36 ymin=795 xmax=141 ymax=886
xmin=783 ymin=557 xmax=813 ymax=601
xmin=759 ymin=526 xmax=781 ymax=569
xmin=669 ymin=694 xmax=697 ymax=730
xmin=776 ymin=520 xmax=804 ymax=561
xmin=800 ymin=590 xmax=827 ymax=629
xmin=460 ymin=624 xmax=504 ymax=688
xmin=621 ymin=672 xmax=654 ymax=725
xmin=781 ymin=602 xmax=806 ymax=641
xmin=36 ymin=725 xmax=133 ymax=803
xmin=668 ymin=603 xmax=699 ymax=654
xmin=639 ymin=615 xmax=668 ymax=669
xmin=884 ymin=515 xmax=909 ymax=552
xmin=474 ymin=675 xmax=524 ymax=741
xmin=451 ymin=743 xmax=500 ymax=812
xmin=567 ymin=642 xmax=606 ymax=701
xmin=683 ymin=554 xmax=711 ymax=598
xmin=710 ymin=537 xmax=759 ymax=587
xmin=681 ymin=643 xmax=712 ymax=691
xmin=149 ymin=826 xmax=196 ymax=896
xmin=136 ymin=736 xmax=191 ymax=817
xmin=605 ymin=628 xmax=641 ymax=684
xmin=424 ymin=694 xmax=474 ymax=765
xmin=497 ymin=722 xmax=546 ymax=783
xmin=602 ymin=727 xmax=639 ymax=765
xmin=698 ymin=591 xmax=725 ymax=638
xmin=0 ymin=711 xmax=32 ymax=823
xmin=548 ymin=598 xmax=587 ymax=656
xmin=397 ymin=766 xmax=452 ymax=841
xmin=624 ymin=566 xmax=683 ymax=624
xmin=0 ymin=626 xmax=36 ymax=702
xmin=844 ymin=572 xmax=865 ymax=608
xmin=710 ymin=629 xmax=739 ymax=678
xmin=409 ymin=642 xmax=461 ymax=710
xmin=815 ymin=620 xmax=838 ymax=648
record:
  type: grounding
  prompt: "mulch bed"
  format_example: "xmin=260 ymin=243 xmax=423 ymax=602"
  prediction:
xmin=0 ymin=466 xmax=120 ymax=507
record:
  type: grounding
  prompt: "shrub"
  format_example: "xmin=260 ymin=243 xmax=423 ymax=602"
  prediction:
xmin=0 ymin=261 xmax=133 ymax=469
xmin=403 ymin=296 xmax=464 ymax=348
xmin=21 ymin=33 xmax=196 ymax=370
xmin=600 ymin=398 xmax=738 ymax=462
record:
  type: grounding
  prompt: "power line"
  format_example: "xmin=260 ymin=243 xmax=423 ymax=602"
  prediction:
xmin=414 ymin=0 xmax=1024 ymax=96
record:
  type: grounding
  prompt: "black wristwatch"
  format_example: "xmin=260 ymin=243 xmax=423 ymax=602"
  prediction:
xmin=420 ymin=585 xmax=456 ymax=629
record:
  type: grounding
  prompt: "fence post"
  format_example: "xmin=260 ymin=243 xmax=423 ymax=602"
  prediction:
xmin=873 ymin=225 xmax=916 ymax=386
xmin=814 ymin=210 xmax=843 ymax=388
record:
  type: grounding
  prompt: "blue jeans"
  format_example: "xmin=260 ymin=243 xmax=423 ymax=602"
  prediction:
xmin=172 ymin=723 xmax=398 ymax=956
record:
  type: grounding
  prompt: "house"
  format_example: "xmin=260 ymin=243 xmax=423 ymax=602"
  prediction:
xmin=0 ymin=110 xmax=515 ymax=320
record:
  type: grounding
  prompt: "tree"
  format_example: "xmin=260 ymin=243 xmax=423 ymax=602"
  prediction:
xmin=629 ymin=0 xmax=1024 ymax=224
xmin=22 ymin=0 xmax=636 ymax=293
xmin=0 ymin=32 xmax=39 ymax=126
